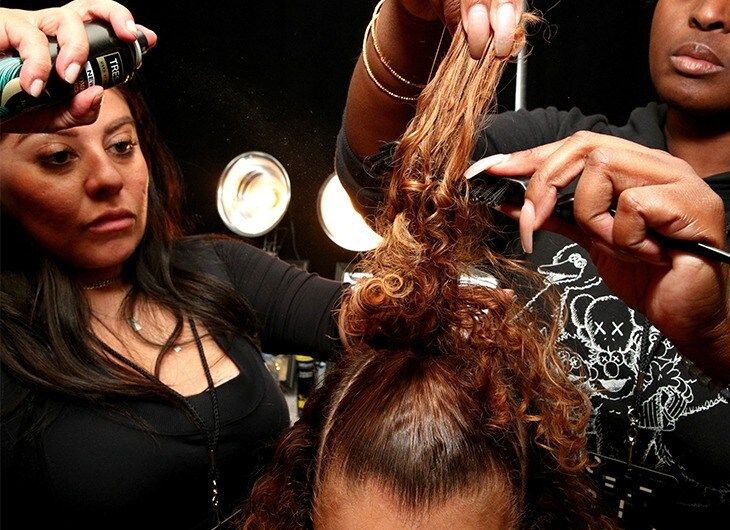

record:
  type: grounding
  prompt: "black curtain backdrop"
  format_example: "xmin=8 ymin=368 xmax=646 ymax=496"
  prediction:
xmin=10 ymin=1 xmax=656 ymax=278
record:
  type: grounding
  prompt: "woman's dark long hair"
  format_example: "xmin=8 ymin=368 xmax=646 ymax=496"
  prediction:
xmin=244 ymin=17 xmax=615 ymax=530
xmin=1 ymin=81 xmax=258 ymax=439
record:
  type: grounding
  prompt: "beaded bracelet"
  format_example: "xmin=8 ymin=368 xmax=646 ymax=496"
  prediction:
xmin=362 ymin=19 xmax=420 ymax=102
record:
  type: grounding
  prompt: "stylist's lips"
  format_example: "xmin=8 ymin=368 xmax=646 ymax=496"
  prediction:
xmin=671 ymin=42 xmax=723 ymax=76
xmin=87 ymin=209 xmax=135 ymax=233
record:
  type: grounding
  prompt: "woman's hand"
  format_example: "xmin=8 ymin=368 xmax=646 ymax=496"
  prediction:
xmin=467 ymin=132 xmax=730 ymax=378
xmin=398 ymin=0 xmax=523 ymax=58
xmin=0 ymin=1 xmax=156 ymax=133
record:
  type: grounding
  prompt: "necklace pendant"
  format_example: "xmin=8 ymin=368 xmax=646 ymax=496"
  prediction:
xmin=173 ymin=345 xmax=182 ymax=353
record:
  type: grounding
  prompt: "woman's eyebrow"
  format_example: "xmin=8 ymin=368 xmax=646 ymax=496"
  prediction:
xmin=103 ymin=116 xmax=135 ymax=135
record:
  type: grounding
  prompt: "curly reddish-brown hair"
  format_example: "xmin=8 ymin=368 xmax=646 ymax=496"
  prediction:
xmin=242 ymin=18 xmax=613 ymax=530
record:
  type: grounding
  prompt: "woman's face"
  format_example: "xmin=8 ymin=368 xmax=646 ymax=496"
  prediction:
xmin=650 ymin=0 xmax=730 ymax=114
xmin=0 ymin=90 xmax=149 ymax=279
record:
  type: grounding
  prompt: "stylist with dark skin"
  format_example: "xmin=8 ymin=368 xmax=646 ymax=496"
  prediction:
xmin=334 ymin=0 xmax=729 ymax=526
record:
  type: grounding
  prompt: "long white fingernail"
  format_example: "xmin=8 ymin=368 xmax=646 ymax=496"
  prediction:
xmin=520 ymin=199 xmax=535 ymax=254
xmin=466 ymin=5 xmax=491 ymax=57
xmin=64 ymin=62 xmax=81 ymax=84
xmin=494 ymin=3 xmax=516 ymax=57
xmin=29 ymin=78 xmax=45 ymax=98
xmin=467 ymin=4 xmax=489 ymax=33
xmin=465 ymin=153 xmax=510 ymax=179
xmin=126 ymin=20 xmax=138 ymax=34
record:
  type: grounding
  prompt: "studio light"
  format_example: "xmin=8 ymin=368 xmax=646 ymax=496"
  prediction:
xmin=317 ymin=172 xmax=382 ymax=252
xmin=216 ymin=151 xmax=291 ymax=238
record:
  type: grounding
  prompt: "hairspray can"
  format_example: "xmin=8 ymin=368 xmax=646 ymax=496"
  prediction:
xmin=295 ymin=355 xmax=315 ymax=417
xmin=0 ymin=21 xmax=149 ymax=122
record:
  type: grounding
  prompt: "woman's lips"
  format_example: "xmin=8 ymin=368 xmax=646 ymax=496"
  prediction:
xmin=87 ymin=211 xmax=135 ymax=233
xmin=671 ymin=42 xmax=724 ymax=76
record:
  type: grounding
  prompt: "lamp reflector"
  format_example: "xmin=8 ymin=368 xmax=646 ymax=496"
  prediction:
xmin=216 ymin=152 xmax=291 ymax=237
xmin=317 ymin=172 xmax=382 ymax=252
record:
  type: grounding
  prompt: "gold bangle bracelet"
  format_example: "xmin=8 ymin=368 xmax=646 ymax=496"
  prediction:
xmin=361 ymin=17 xmax=420 ymax=102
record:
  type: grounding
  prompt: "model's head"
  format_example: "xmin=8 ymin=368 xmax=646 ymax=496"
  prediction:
xmin=307 ymin=342 xmax=555 ymax=530
xmin=649 ymin=0 xmax=730 ymax=115
xmin=245 ymin=338 xmax=573 ymax=529
xmin=0 ymin=81 xmax=182 ymax=280
xmin=243 ymin=308 xmax=599 ymax=528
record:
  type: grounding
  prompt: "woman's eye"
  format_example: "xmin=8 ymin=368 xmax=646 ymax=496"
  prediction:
xmin=110 ymin=140 xmax=137 ymax=155
xmin=39 ymin=150 xmax=74 ymax=166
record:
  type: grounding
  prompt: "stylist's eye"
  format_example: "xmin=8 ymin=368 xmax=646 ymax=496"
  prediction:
xmin=38 ymin=149 xmax=76 ymax=167
xmin=110 ymin=140 xmax=137 ymax=156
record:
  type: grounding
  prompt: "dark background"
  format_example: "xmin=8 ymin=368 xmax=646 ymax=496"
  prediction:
xmin=13 ymin=1 xmax=657 ymax=278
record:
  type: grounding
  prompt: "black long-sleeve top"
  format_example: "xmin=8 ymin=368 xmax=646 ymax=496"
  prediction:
xmin=1 ymin=236 xmax=343 ymax=529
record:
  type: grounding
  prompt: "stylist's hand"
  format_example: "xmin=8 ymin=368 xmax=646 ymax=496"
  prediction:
xmin=399 ymin=0 xmax=523 ymax=58
xmin=467 ymin=132 xmax=730 ymax=377
xmin=0 ymin=1 xmax=156 ymax=133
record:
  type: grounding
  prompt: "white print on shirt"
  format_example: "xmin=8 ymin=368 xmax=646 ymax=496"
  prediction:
xmin=526 ymin=242 xmax=729 ymax=504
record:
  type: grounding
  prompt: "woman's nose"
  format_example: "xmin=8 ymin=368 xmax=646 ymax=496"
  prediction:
xmin=690 ymin=0 xmax=729 ymax=32
xmin=83 ymin=154 xmax=125 ymax=200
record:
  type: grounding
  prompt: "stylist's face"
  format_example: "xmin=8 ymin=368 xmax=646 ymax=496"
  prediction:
xmin=650 ymin=0 xmax=730 ymax=114
xmin=0 ymin=90 xmax=148 ymax=277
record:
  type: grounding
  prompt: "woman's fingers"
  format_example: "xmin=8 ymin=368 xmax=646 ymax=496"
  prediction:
xmin=498 ymin=201 xmax=591 ymax=254
xmin=66 ymin=0 xmax=138 ymax=39
xmin=568 ymin=143 xmax=725 ymax=265
xmin=477 ymin=132 xmax=669 ymax=230
xmin=605 ymin=183 xmax=724 ymax=266
xmin=133 ymin=24 xmax=158 ymax=48
xmin=1 ymin=1 xmax=157 ymax=132
xmin=38 ymin=7 xmax=90 ymax=84
xmin=460 ymin=0 xmax=522 ymax=59
xmin=62 ymin=84 xmax=105 ymax=125
xmin=466 ymin=131 xmax=722 ymax=265
xmin=572 ymin=147 xmax=686 ymax=238
xmin=520 ymin=133 xmax=651 ymax=228
xmin=1 ymin=1 xmax=157 ymax=102
xmin=1 ymin=84 xmax=104 ymax=134
xmin=66 ymin=0 xmax=157 ymax=47
xmin=466 ymin=138 xmax=573 ymax=247
xmin=56 ymin=0 xmax=157 ymax=74
xmin=1 ymin=9 xmax=52 ymax=97
xmin=462 ymin=2 xmax=492 ymax=58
